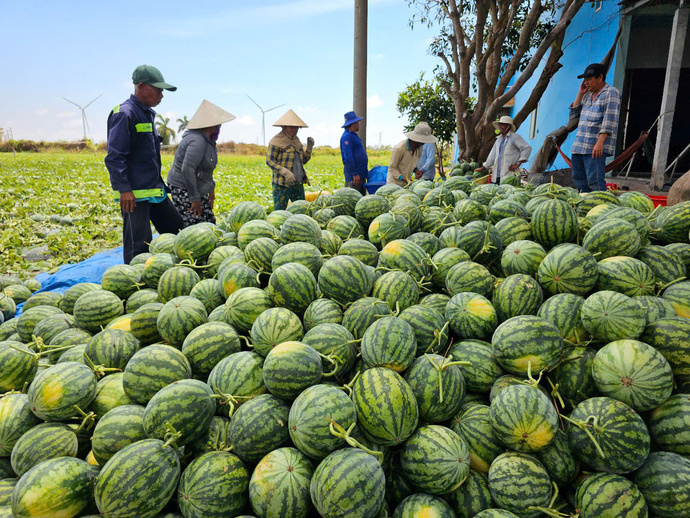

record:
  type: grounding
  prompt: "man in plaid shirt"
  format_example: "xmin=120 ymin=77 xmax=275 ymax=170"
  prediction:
xmin=570 ymin=63 xmax=621 ymax=192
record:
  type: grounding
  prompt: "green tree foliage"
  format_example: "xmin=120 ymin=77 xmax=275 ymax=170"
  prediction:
xmin=156 ymin=114 xmax=176 ymax=145
xmin=177 ymin=116 xmax=189 ymax=134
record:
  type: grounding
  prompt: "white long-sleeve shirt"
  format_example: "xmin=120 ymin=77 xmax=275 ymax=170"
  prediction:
xmin=483 ymin=132 xmax=532 ymax=184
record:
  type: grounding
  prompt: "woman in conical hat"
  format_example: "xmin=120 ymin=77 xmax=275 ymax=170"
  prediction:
xmin=266 ymin=109 xmax=314 ymax=210
xmin=167 ymin=100 xmax=235 ymax=226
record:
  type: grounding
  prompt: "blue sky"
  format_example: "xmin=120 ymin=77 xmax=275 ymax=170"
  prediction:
xmin=0 ymin=1 xmax=441 ymax=147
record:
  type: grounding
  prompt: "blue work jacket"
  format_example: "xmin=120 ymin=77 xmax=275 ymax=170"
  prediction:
xmin=105 ymin=95 xmax=165 ymax=199
xmin=340 ymin=129 xmax=368 ymax=182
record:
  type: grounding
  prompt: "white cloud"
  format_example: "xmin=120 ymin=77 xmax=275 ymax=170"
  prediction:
xmin=296 ymin=105 xmax=318 ymax=113
xmin=236 ymin=115 xmax=255 ymax=126
xmin=368 ymin=94 xmax=384 ymax=109
xmin=56 ymin=111 xmax=76 ymax=118
xmin=36 ymin=109 xmax=48 ymax=116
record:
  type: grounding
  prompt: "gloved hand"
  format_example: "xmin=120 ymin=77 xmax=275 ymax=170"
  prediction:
xmin=279 ymin=167 xmax=296 ymax=187
xmin=306 ymin=137 xmax=314 ymax=152
xmin=304 ymin=174 xmax=311 ymax=186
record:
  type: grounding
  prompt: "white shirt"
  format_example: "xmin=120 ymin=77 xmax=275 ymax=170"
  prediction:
xmin=483 ymin=132 xmax=532 ymax=183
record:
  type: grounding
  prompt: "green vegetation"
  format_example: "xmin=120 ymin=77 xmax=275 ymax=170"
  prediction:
xmin=0 ymin=150 xmax=391 ymax=276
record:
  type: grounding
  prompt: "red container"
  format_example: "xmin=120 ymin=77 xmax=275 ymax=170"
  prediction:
xmin=649 ymin=195 xmax=667 ymax=208
xmin=606 ymin=183 xmax=619 ymax=191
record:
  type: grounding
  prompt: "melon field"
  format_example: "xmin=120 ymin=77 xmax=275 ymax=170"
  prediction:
xmin=1 ymin=163 xmax=690 ymax=518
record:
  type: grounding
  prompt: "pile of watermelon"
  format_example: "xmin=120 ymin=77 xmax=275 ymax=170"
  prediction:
xmin=1 ymin=177 xmax=690 ymax=518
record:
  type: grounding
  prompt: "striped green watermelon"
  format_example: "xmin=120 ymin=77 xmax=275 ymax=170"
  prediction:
xmin=593 ymin=339 xmax=673 ymax=412
xmin=0 ymin=479 xmax=16 ymax=506
xmin=445 ymin=262 xmax=495 ymax=298
xmin=487 ymin=452 xmax=552 ymax=518
xmin=328 ymin=187 xmax=363 ymax=217
xmin=536 ymin=244 xmax=598 ymax=296
xmin=404 ymin=354 xmax=465 ymax=422
xmin=187 ymin=414 xmax=230 ymax=455
xmin=157 ymin=265 xmax=201 ymax=303
xmin=318 ymin=256 xmax=371 ymax=306
xmin=361 ymin=316 xmax=416 ymax=372
xmin=535 ymin=428 xmax=579 ymax=487
xmin=500 ymin=240 xmax=546 ymax=278
xmin=281 ymin=214 xmax=322 ymax=248
xmin=648 ymin=394 xmax=690 ymax=456
xmin=490 ymin=384 xmax=558 ymax=452
xmin=11 ymin=457 xmax=92 ymax=518
xmin=0 ymin=394 xmax=41 ymax=457
xmin=424 ymin=184 xmax=456 ymax=208
xmin=489 ymin=201 xmax=528 ymax=225
xmin=531 ymin=198 xmax=578 ymax=249
xmin=249 ymin=447 xmax=314 ymax=518
xmin=580 ymin=291 xmax=646 ymax=342
xmin=156 ymin=295 xmax=207 ymax=346
xmin=637 ymin=244 xmax=686 ymax=286
xmin=173 ymin=224 xmax=219 ymax=261
xmin=188 ymin=278 xmax=224 ymax=314
xmin=272 ymin=242 xmax=323 ymax=277
xmin=101 ymin=264 xmax=141 ymax=299
xmin=450 ymin=404 xmax=504 ymax=473
xmin=148 ymin=233 xmax=176 ymax=254
xmin=491 ymin=316 xmax=563 ymax=375
xmin=390 ymin=202 xmax=422 ymax=235
xmin=378 ymin=239 xmax=431 ymax=282
xmin=288 ymin=384 xmax=356 ymax=459
xmin=0 ymin=341 xmax=38 ymax=392
xmin=0 ymin=319 xmax=18 ymax=342
xmin=393 ymin=494 xmax=455 ymax=518
xmin=446 ymin=292 xmax=498 ymax=340
xmin=551 ymin=346 xmax=597 ymax=407
xmin=243 ymin=237 xmax=279 ymax=274
xmin=446 ymin=469 xmax=494 ymax=518
xmin=596 ymin=256 xmax=655 ymax=296
xmin=326 ymin=215 xmax=364 ymax=241
xmin=124 ymin=288 xmax=160 ymax=313
xmin=250 ymin=307 xmax=304 ymax=358
xmin=457 ymin=221 xmax=503 ymax=263
xmin=656 ymin=200 xmax=690 ymax=244
xmin=141 ymin=253 xmax=177 ymax=289
xmin=268 ymin=263 xmax=317 ymax=315
xmin=576 ymin=190 xmax=621 ymax=216
xmin=103 ymin=313 xmax=132 ymax=333
xmin=619 ymin=191 xmax=654 ymax=213
xmin=575 ymin=472 xmax=648 ymax=518
xmin=57 ymin=344 xmax=87 ymax=365
xmin=224 ymin=287 xmax=273 ymax=333
xmin=371 ymin=271 xmax=419 ymax=312
xmin=448 ymin=340 xmax=504 ymax=394
xmin=84 ymin=328 xmax=139 ymax=372
xmin=422 ymin=206 xmax=457 ymax=236
xmin=567 ymin=396 xmax=650 ymax=473
xmin=310 ymin=448 xmax=385 ymax=518
xmin=286 ymin=199 xmax=310 ymax=215
xmin=207 ymin=352 xmax=266 ymax=417
xmin=90 ymin=372 xmax=133 ymax=417
xmin=398 ymin=304 xmax=449 ymax=354
xmin=228 ymin=394 xmax=290 ymax=462
xmin=408 ymin=231 xmax=441 ymax=255
xmin=206 ymin=245 xmax=242 ymax=277
xmin=28 ymin=362 xmax=97 ymax=421
xmin=494 ymin=217 xmax=532 ymax=246
xmin=339 ymin=238 xmax=379 ymax=267
xmin=122 ymin=344 xmax=192 ymax=405
xmin=218 ymin=263 xmax=260 ymax=298
xmin=368 ymin=212 xmax=408 ymax=249
xmin=662 ymin=280 xmax=690 ymax=317
xmin=94 ymin=438 xmax=180 ymax=518
xmin=453 ymin=199 xmax=487 ymax=226
xmin=640 ymin=317 xmax=690 ymax=376
xmin=129 ymin=302 xmax=163 ymax=345
xmin=431 ymin=248 xmax=471 ymax=288
xmin=320 ymin=229 xmax=343 ymax=257
xmin=32 ymin=313 xmax=75 ymax=348
xmin=302 ymin=323 xmax=356 ymax=378
xmin=181 ymin=321 xmax=240 ymax=377
xmin=227 ymin=201 xmax=267 ymax=232
xmin=420 ymin=293 xmax=451 ymax=315
xmin=667 ymin=242 xmax=690 ymax=274
xmin=341 ymin=297 xmax=392 ymax=339
xmin=583 ymin=218 xmax=641 ymax=259
xmin=632 ymin=451 xmax=690 ymax=518
xmin=439 ymin=225 xmax=463 ymax=249
xmin=237 ymin=220 xmax=279 ymax=250
xmin=16 ymin=304 xmax=63 ymax=342
xmin=537 ymin=293 xmax=589 ymax=344
xmin=600 ymin=206 xmax=651 ymax=244
xmin=262 ymin=341 xmax=323 ymax=399
xmin=400 ymin=425 xmax=470 ymax=495
xmin=353 ymin=367 xmax=419 ymax=446
xmin=177 ymin=451 xmax=249 ymax=518
xmin=492 ymin=274 xmax=543 ymax=321
xmin=355 ymin=194 xmax=390 ymax=228
xmin=303 ymin=298 xmax=343 ymax=331
xmin=10 ymin=422 xmax=78 ymax=476
xmin=633 ymin=295 xmax=676 ymax=323
xmin=59 ymin=283 xmax=102 ymax=314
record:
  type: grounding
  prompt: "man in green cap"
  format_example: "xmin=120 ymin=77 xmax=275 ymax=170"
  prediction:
xmin=105 ymin=65 xmax=184 ymax=263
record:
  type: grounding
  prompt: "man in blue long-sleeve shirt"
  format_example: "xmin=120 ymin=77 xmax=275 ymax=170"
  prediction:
xmin=105 ymin=65 xmax=184 ymax=263
xmin=340 ymin=111 xmax=368 ymax=194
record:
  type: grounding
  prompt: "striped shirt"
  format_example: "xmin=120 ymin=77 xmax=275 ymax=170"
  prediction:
xmin=570 ymin=83 xmax=621 ymax=156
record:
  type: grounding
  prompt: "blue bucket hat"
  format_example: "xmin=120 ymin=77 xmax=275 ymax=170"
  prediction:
xmin=342 ymin=111 xmax=364 ymax=128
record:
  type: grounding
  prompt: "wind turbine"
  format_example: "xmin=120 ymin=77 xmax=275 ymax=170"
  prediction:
xmin=63 ymin=94 xmax=102 ymax=141
xmin=247 ymin=95 xmax=285 ymax=146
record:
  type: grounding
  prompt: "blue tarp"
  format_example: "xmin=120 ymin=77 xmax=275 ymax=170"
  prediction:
xmin=368 ymin=166 xmax=388 ymax=183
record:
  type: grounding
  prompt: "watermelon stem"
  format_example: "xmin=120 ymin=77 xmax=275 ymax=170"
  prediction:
xmin=527 ymin=482 xmax=571 ymax=517
xmin=559 ymin=414 xmax=606 ymax=459
xmin=656 ymin=276 xmax=687 ymax=295
xmin=328 ymin=419 xmax=384 ymax=464
xmin=72 ymin=406 xmax=96 ymax=433
xmin=83 ymin=354 xmax=122 ymax=378
xmin=317 ymin=352 xmax=341 ymax=378
xmin=545 ymin=377 xmax=566 ymax=410
xmin=212 ymin=388 xmax=253 ymax=418
xmin=426 ymin=354 xmax=470 ymax=403
xmin=425 ymin=321 xmax=450 ymax=354
xmin=163 ymin=423 xmax=183 ymax=448
xmin=341 ymin=371 xmax=361 ymax=399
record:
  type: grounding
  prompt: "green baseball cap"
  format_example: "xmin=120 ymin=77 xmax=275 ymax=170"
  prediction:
xmin=132 ymin=65 xmax=177 ymax=91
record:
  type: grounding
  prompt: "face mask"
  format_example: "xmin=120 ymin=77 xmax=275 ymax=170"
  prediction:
xmin=211 ymin=126 xmax=220 ymax=142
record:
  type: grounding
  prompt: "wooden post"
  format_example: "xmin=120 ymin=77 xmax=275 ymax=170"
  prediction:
xmin=354 ymin=0 xmax=368 ymax=148
xmin=651 ymin=4 xmax=689 ymax=191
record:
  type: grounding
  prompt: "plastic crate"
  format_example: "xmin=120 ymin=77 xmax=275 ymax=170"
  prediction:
xmin=649 ymin=195 xmax=667 ymax=208
xmin=606 ymin=183 xmax=619 ymax=191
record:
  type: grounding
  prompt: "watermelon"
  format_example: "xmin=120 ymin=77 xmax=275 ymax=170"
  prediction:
xmin=94 ymin=438 xmax=180 ymax=518
xmin=303 ymin=298 xmax=343 ymax=331
xmin=439 ymin=225 xmax=463 ymax=249
xmin=424 ymin=184 xmax=456 ymax=208
xmin=404 ymin=354 xmax=465 ymax=422
xmin=156 ymin=295 xmax=207 ymax=346
xmin=338 ymin=238 xmax=379 ymax=268
xmin=0 ymin=479 xmax=16 ymax=506
xmin=318 ymin=256 xmax=371 ymax=306
xmin=141 ymin=253 xmax=178 ymax=290
xmin=227 ymin=201 xmax=267 ymax=232
xmin=446 ymin=292 xmax=498 ymax=341
xmin=281 ymin=214 xmax=322 ymax=247
xmin=3 ymin=284 xmax=31 ymax=306
xmin=22 ymin=291 xmax=62 ymax=312
xmin=656 ymin=200 xmax=690 ymax=243
xmin=648 ymin=394 xmax=690 ymax=456
xmin=453 ymin=199 xmax=487 ymax=225
xmin=393 ymin=493 xmax=455 ymax=518
xmin=173 ymin=224 xmax=219 ymax=261
xmin=378 ymin=239 xmax=431 ymax=282
xmin=457 ymin=221 xmax=503 ymax=263
xmin=534 ymin=428 xmax=579 ymax=487
xmin=372 ymin=271 xmax=419 ymax=312
xmin=431 ymin=248 xmax=471 ymax=288
xmin=320 ymin=230 xmax=343 ymax=257
xmin=446 ymin=469 xmax=494 ymax=518
xmin=101 ymin=264 xmax=142 ymax=299
xmin=123 ymin=344 xmax=192 ymax=405
xmin=207 ymin=351 xmax=267 ymax=417
xmin=225 ymin=287 xmax=273 ymax=333
xmin=218 ymin=263 xmax=260 ymax=298
xmin=592 ymin=339 xmax=673 ymax=412
xmin=243 ymin=237 xmax=279 ymax=273
xmin=633 ymin=295 xmax=676 ymax=323
xmin=551 ymin=346 xmax=598 ymax=407
xmin=667 ymin=242 xmax=690 ymax=274
xmin=129 ymin=302 xmax=163 ymax=345
xmin=59 ymin=283 xmax=101 ymax=314
xmin=450 ymin=404 xmax=504 ymax=473
xmin=0 ymin=341 xmax=39 ymax=392
xmin=408 ymin=231 xmax=441 ymax=255
xmin=177 ymin=451 xmax=249 ymax=518
xmin=637 ymin=244 xmax=686 ymax=286
xmin=262 ymin=341 xmax=323 ymax=399
xmin=249 ymin=447 xmax=314 ymax=518
xmin=228 ymin=394 xmax=290 ymax=463
xmin=0 ymin=394 xmax=41 ymax=457
xmin=489 ymin=201 xmax=528 ymax=225
xmin=268 ymin=262 xmax=317 ymax=315
xmin=327 ymin=187 xmax=363 ymax=216
xmin=640 ymin=317 xmax=690 ymax=376
xmin=445 ymin=261 xmax=495 ymax=298
xmin=619 ymin=191 xmax=654 ymax=213
xmin=494 ymin=217 xmax=532 ymax=246
xmin=536 ymin=244 xmax=598 ymax=296
xmin=149 ymin=233 xmax=176 ymax=254
xmin=596 ymin=256 xmax=655 ymax=296
xmin=567 ymin=396 xmax=650 ymax=473
xmin=181 ymin=321 xmax=240 ymax=377
xmin=537 ymin=293 xmax=589 ymax=344
xmin=631 ymin=451 xmax=690 ymax=518
xmin=272 ymin=242 xmax=324 ymax=277
xmin=157 ymin=266 xmax=201 ymax=303
xmin=11 ymin=457 xmax=92 ymax=518
xmin=342 ymin=296 xmax=392 ymax=339
xmin=143 ymin=379 xmax=215 ymax=446
xmin=490 ymin=384 xmax=558 ymax=452
xmin=492 ymin=316 xmax=563 ymax=375
xmin=355 ymin=194 xmax=390 ymax=228
xmin=575 ymin=472 xmax=648 ymax=518
xmin=576 ymin=190 xmax=621 ymax=216
xmin=530 ymin=198 xmax=578 ymax=248
xmin=57 ymin=344 xmax=87 ymax=365
xmin=420 ymin=293 xmax=451 ymax=315
xmin=28 ymin=362 xmax=97 ymax=421
xmin=250 ymin=307 xmax=304 ymax=357
xmin=448 ymin=340 xmax=504 ymax=394
xmin=398 ymin=304 xmax=449 ymax=354
xmin=580 ymin=290 xmax=646 ymax=342
xmin=187 ymin=414 xmax=231 ymax=455
xmin=361 ymin=316 xmax=416 ymax=372
xmin=16 ymin=304 xmax=63 ymax=342
xmin=84 ymin=328 xmax=139 ymax=372
xmin=326 ymin=215 xmax=364 ymax=241
xmin=10 ymin=422 xmax=78 ymax=476
xmin=288 ymin=384 xmax=356 ymax=459
xmin=583 ymin=218 xmax=641 ymax=259
xmin=237 ymin=219 xmax=279 ymax=250
xmin=125 ymin=288 xmax=160 ymax=313
xmin=286 ymin=199 xmax=310 ymax=214
xmin=90 ymin=372 xmax=133 ymax=417
xmin=390 ymin=202 xmax=422 ymax=235
xmin=302 ymin=323 xmax=357 ymax=378
xmin=353 ymin=367 xmax=419 ymax=446
xmin=662 ymin=280 xmax=690 ymax=317
xmin=368 ymin=212 xmax=408 ymax=249
xmin=492 ymin=274 xmax=543 ymax=321
xmin=487 ymin=452 xmax=552 ymax=518
xmin=206 ymin=245 xmax=242 ymax=277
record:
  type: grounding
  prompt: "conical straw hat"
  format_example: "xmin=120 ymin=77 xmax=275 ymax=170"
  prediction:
xmin=187 ymin=100 xmax=236 ymax=129
xmin=272 ymin=109 xmax=308 ymax=128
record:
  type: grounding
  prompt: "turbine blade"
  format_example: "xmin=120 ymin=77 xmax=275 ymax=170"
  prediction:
xmin=83 ymin=94 xmax=102 ymax=109
xmin=63 ymin=97 xmax=82 ymax=109
xmin=265 ymin=104 xmax=286 ymax=113
xmin=246 ymin=95 xmax=263 ymax=111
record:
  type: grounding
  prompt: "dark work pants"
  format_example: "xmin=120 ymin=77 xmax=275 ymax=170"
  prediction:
xmin=345 ymin=180 xmax=367 ymax=195
xmin=122 ymin=197 xmax=184 ymax=263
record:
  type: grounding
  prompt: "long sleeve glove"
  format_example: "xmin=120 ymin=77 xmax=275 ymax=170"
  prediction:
xmin=306 ymin=137 xmax=314 ymax=154
xmin=279 ymin=167 xmax=296 ymax=187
